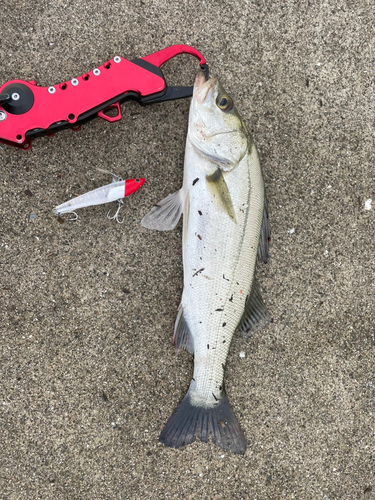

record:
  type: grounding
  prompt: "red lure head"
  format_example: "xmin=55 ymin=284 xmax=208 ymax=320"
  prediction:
xmin=124 ymin=177 xmax=145 ymax=197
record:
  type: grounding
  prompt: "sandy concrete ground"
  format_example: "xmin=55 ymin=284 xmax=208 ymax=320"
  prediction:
xmin=1 ymin=1 xmax=375 ymax=499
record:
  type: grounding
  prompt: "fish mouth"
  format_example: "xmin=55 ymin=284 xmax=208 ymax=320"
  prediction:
xmin=193 ymin=71 xmax=218 ymax=104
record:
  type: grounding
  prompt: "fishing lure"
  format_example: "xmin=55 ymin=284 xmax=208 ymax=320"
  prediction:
xmin=53 ymin=174 xmax=145 ymax=223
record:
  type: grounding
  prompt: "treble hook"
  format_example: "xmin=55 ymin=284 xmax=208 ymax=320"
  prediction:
xmin=53 ymin=210 xmax=79 ymax=221
xmin=107 ymin=200 xmax=125 ymax=224
xmin=67 ymin=211 xmax=79 ymax=221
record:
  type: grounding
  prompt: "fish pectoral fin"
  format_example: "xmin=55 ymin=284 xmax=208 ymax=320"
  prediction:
xmin=238 ymin=275 xmax=270 ymax=338
xmin=173 ymin=306 xmax=194 ymax=354
xmin=141 ymin=188 xmax=184 ymax=231
xmin=258 ymin=195 xmax=270 ymax=263
xmin=206 ymin=168 xmax=236 ymax=222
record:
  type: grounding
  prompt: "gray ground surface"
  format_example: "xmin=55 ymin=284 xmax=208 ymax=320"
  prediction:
xmin=0 ymin=1 xmax=374 ymax=499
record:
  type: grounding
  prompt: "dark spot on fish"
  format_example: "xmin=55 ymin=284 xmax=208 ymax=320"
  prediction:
xmin=197 ymin=234 xmax=202 ymax=240
xmin=223 ymin=340 xmax=226 ymax=343
xmin=198 ymin=210 xmax=202 ymax=216
xmin=223 ymin=274 xmax=230 ymax=281
xmin=229 ymin=294 xmax=233 ymax=302
xmin=207 ymin=344 xmax=209 ymax=349
xmin=236 ymin=282 xmax=239 ymax=285
xmin=192 ymin=377 xmax=195 ymax=381
xmin=219 ymin=386 xmax=222 ymax=391
xmin=222 ymin=363 xmax=225 ymax=370
xmin=193 ymin=268 xmax=204 ymax=277
xmin=215 ymin=308 xmax=224 ymax=311
xmin=222 ymin=322 xmax=226 ymax=327
xmin=212 ymin=393 xmax=218 ymax=401
xmin=192 ymin=178 xmax=199 ymax=186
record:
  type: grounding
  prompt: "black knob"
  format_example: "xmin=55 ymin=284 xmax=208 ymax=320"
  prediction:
xmin=1 ymin=83 xmax=34 ymax=115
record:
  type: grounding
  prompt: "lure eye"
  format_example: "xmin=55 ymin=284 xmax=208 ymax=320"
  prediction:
xmin=135 ymin=178 xmax=140 ymax=183
xmin=216 ymin=94 xmax=233 ymax=112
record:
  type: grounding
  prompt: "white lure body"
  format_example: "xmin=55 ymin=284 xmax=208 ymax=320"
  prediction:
xmin=53 ymin=181 xmax=126 ymax=215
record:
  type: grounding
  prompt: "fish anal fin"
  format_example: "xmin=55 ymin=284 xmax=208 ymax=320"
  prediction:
xmin=173 ymin=307 xmax=194 ymax=354
xmin=141 ymin=189 xmax=184 ymax=231
xmin=238 ymin=275 xmax=270 ymax=338
xmin=257 ymin=195 xmax=270 ymax=263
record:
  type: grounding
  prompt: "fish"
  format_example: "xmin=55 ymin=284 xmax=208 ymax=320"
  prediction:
xmin=141 ymin=71 xmax=270 ymax=454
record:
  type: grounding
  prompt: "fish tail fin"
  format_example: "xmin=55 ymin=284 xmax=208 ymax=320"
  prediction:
xmin=159 ymin=386 xmax=246 ymax=454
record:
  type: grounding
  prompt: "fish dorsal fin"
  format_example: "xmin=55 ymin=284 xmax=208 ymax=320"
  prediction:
xmin=141 ymin=188 xmax=184 ymax=231
xmin=237 ymin=275 xmax=270 ymax=337
xmin=173 ymin=306 xmax=194 ymax=354
xmin=257 ymin=196 xmax=270 ymax=263
xmin=206 ymin=168 xmax=236 ymax=222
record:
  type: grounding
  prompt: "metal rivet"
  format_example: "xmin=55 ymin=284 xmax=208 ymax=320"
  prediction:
xmin=71 ymin=78 xmax=79 ymax=86
xmin=11 ymin=93 xmax=20 ymax=101
xmin=93 ymin=68 xmax=100 ymax=76
xmin=48 ymin=87 xmax=56 ymax=94
xmin=0 ymin=111 xmax=7 ymax=121
xmin=114 ymin=56 xmax=121 ymax=63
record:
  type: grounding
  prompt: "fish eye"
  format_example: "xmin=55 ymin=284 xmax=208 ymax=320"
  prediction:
xmin=216 ymin=94 xmax=233 ymax=112
xmin=135 ymin=178 xmax=140 ymax=183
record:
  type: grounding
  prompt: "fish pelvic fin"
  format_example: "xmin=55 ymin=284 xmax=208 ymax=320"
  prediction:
xmin=141 ymin=188 xmax=184 ymax=231
xmin=159 ymin=385 xmax=246 ymax=454
xmin=238 ymin=275 xmax=270 ymax=338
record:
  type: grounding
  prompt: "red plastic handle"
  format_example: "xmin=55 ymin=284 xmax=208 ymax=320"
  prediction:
xmin=141 ymin=44 xmax=206 ymax=67
xmin=0 ymin=44 xmax=207 ymax=149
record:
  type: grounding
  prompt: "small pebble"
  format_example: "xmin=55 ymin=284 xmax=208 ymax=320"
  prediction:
xmin=29 ymin=214 xmax=37 ymax=220
xmin=239 ymin=351 xmax=245 ymax=358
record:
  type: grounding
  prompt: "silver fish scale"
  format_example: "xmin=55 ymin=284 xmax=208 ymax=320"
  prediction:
xmin=182 ymin=140 xmax=264 ymax=408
